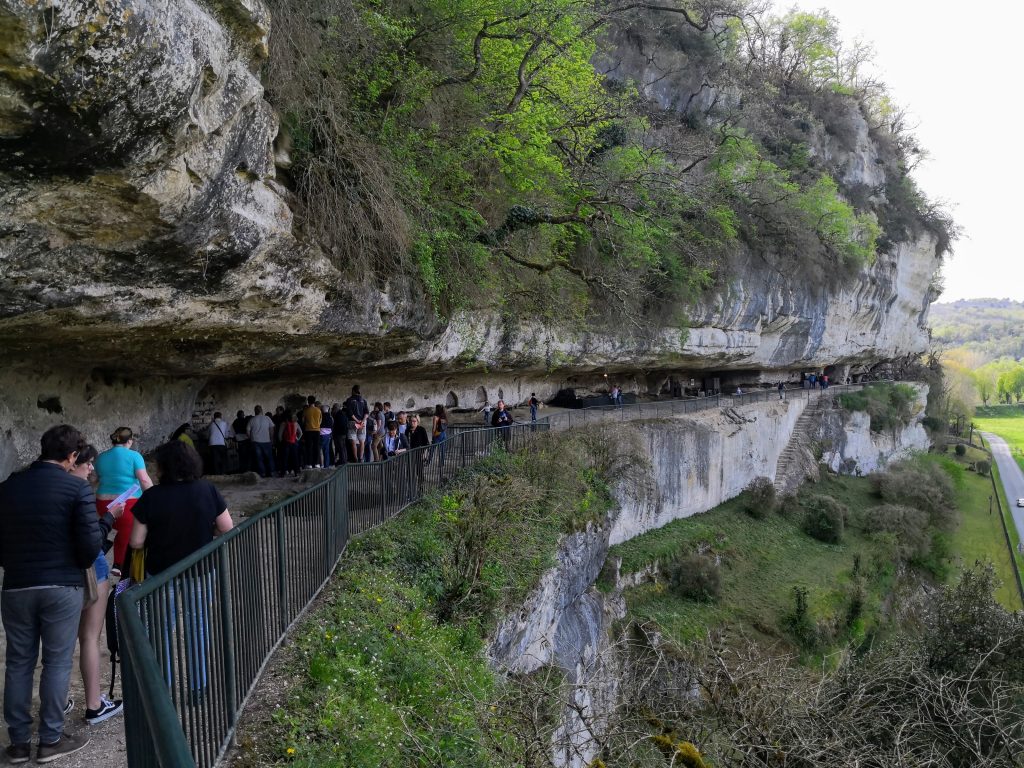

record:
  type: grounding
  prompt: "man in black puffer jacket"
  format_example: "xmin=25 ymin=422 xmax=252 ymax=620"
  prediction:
xmin=0 ymin=425 xmax=120 ymax=763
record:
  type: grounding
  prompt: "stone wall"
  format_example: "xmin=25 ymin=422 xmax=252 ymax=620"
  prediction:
xmin=0 ymin=0 xmax=941 ymax=475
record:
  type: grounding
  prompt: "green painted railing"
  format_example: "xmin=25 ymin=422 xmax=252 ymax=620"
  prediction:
xmin=117 ymin=383 xmax=871 ymax=766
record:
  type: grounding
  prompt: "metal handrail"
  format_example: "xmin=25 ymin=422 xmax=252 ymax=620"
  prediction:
xmin=117 ymin=379 xmax=883 ymax=766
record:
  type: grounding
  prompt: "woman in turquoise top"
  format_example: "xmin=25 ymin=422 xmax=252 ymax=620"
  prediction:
xmin=94 ymin=426 xmax=153 ymax=569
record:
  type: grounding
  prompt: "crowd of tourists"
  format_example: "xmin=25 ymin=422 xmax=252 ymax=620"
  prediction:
xmin=0 ymin=425 xmax=232 ymax=762
xmin=0 ymin=383 xmax=534 ymax=760
xmin=172 ymin=385 xmax=528 ymax=479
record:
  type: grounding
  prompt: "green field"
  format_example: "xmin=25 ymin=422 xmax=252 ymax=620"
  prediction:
xmin=971 ymin=407 xmax=1024 ymax=594
xmin=947 ymin=458 xmax=1023 ymax=610
xmin=974 ymin=405 xmax=1024 ymax=472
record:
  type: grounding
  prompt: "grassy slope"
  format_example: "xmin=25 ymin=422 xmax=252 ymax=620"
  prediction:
xmin=972 ymin=409 xmax=1024 ymax=590
xmin=613 ymin=458 xmax=1024 ymax=657
xmin=946 ymin=455 xmax=1023 ymax=610
xmin=611 ymin=474 xmax=893 ymax=652
xmin=233 ymin=434 xmax=618 ymax=767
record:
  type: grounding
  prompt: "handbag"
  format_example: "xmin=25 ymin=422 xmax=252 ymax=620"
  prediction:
xmin=128 ymin=547 xmax=147 ymax=584
xmin=83 ymin=567 xmax=99 ymax=608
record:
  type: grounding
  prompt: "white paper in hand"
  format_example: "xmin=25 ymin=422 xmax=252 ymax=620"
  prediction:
xmin=109 ymin=483 xmax=141 ymax=508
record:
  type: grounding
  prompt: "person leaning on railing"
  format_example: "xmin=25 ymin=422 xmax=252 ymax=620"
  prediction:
xmin=127 ymin=441 xmax=233 ymax=700
xmin=128 ymin=441 xmax=233 ymax=578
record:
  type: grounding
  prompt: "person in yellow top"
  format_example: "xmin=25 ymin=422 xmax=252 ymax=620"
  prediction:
xmin=302 ymin=396 xmax=323 ymax=468
xmin=170 ymin=423 xmax=195 ymax=447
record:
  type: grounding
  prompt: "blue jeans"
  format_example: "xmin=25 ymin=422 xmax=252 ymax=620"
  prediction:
xmin=320 ymin=434 xmax=332 ymax=467
xmin=94 ymin=551 xmax=110 ymax=582
xmin=2 ymin=586 xmax=83 ymax=744
xmin=428 ymin=430 xmax=447 ymax=465
xmin=153 ymin=574 xmax=211 ymax=694
xmin=253 ymin=441 xmax=275 ymax=477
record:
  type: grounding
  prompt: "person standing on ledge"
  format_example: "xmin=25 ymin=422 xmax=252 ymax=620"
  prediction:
xmin=206 ymin=412 xmax=233 ymax=474
xmin=0 ymin=425 xmax=121 ymax=763
xmin=301 ymin=396 xmax=322 ymax=468
xmin=491 ymin=400 xmax=514 ymax=447
xmin=247 ymin=405 xmax=276 ymax=478
xmin=94 ymin=427 xmax=153 ymax=573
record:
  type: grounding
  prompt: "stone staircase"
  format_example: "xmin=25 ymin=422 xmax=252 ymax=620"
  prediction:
xmin=773 ymin=393 xmax=832 ymax=495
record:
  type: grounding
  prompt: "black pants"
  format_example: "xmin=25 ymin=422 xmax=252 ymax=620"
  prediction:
xmin=236 ymin=440 xmax=252 ymax=473
xmin=210 ymin=445 xmax=227 ymax=475
xmin=303 ymin=432 xmax=321 ymax=466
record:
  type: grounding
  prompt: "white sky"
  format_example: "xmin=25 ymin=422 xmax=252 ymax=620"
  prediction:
xmin=792 ymin=1 xmax=1024 ymax=302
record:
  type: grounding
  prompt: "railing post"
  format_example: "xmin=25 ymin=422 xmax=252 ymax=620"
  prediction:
xmin=379 ymin=461 xmax=387 ymax=523
xmin=119 ymin=593 xmax=195 ymax=768
xmin=324 ymin=478 xmax=334 ymax=573
xmin=276 ymin=507 xmax=288 ymax=630
xmin=218 ymin=546 xmax=237 ymax=723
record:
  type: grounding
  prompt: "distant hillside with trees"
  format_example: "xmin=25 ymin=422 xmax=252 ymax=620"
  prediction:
xmin=931 ymin=299 xmax=1024 ymax=361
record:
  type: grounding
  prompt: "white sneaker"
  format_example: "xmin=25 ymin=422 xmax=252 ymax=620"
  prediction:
xmin=85 ymin=696 xmax=123 ymax=725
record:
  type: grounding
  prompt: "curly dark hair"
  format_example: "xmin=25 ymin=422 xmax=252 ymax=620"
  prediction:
xmin=155 ymin=440 xmax=204 ymax=483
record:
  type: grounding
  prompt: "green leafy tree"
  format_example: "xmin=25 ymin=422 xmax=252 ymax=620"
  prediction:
xmin=973 ymin=368 xmax=995 ymax=405
xmin=265 ymin=0 xmax=951 ymax=328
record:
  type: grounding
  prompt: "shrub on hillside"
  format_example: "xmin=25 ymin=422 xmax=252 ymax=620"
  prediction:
xmin=861 ymin=504 xmax=931 ymax=561
xmin=954 ymin=443 xmax=966 ymax=457
xmin=923 ymin=564 xmax=1024 ymax=680
xmin=976 ymin=459 xmax=991 ymax=476
xmin=743 ymin=477 xmax=777 ymax=519
xmin=801 ymin=494 xmax=847 ymax=544
xmin=839 ymin=383 xmax=918 ymax=433
xmin=667 ymin=554 xmax=722 ymax=603
xmin=873 ymin=458 xmax=957 ymax=531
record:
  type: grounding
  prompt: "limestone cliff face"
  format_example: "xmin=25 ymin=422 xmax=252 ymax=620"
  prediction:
xmin=0 ymin=0 xmax=940 ymax=472
xmin=820 ymin=383 xmax=931 ymax=475
xmin=487 ymin=397 xmax=931 ymax=767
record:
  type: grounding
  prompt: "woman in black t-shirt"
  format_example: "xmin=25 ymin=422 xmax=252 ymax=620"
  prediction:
xmin=130 ymin=441 xmax=233 ymax=574
xmin=129 ymin=441 xmax=232 ymax=698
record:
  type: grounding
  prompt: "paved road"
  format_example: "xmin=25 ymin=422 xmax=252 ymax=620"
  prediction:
xmin=982 ymin=432 xmax=1024 ymax=545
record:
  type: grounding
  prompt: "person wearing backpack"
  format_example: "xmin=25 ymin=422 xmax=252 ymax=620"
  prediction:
xmin=69 ymin=447 xmax=123 ymax=725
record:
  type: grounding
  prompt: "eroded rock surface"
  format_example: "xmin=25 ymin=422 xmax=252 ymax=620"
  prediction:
xmin=0 ymin=0 xmax=940 ymax=473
